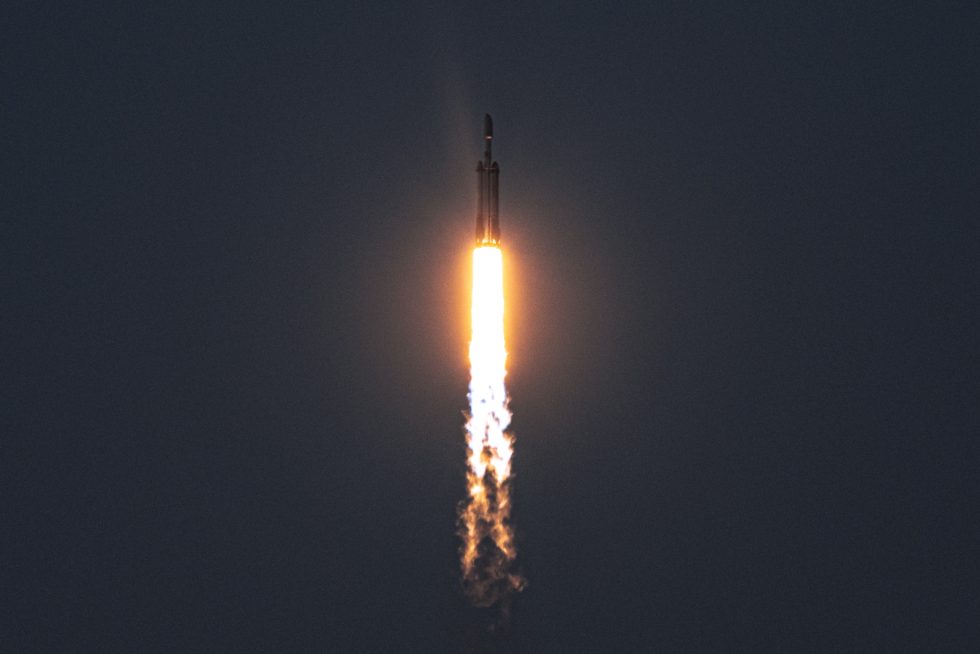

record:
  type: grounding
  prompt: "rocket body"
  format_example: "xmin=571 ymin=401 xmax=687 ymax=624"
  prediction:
xmin=475 ymin=114 xmax=500 ymax=245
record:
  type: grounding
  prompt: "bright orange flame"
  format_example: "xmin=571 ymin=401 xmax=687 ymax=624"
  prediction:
xmin=459 ymin=246 xmax=524 ymax=605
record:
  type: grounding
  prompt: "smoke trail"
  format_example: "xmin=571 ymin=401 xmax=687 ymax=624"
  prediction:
xmin=459 ymin=246 xmax=525 ymax=607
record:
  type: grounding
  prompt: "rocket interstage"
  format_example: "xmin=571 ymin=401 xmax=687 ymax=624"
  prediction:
xmin=459 ymin=115 xmax=524 ymax=607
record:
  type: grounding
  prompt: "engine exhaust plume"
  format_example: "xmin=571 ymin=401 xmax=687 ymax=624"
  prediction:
xmin=459 ymin=245 xmax=525 ymax=607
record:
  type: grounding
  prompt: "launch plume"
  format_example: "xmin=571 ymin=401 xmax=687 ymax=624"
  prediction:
xmin=459 ymin=245 xmax=524 ymax=606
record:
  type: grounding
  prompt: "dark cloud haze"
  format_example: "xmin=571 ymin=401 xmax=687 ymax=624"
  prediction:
xmin=4 ymin=2 xmax=978 ymax=651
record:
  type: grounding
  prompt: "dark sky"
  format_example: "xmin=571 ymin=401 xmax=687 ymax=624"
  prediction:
xmin=5 ymin=2 xmax=979 ymax=651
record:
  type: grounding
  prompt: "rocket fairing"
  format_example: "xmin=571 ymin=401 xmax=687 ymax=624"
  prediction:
xmin=475 ymin=114 xmax=500 ymax=245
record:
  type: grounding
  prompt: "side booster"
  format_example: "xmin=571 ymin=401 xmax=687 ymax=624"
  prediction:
xmin=475 ymin=114 xmax=500 ymax=245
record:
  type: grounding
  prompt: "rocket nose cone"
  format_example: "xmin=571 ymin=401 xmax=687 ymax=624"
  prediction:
xmin=483 ymin=114 xmax=493 ymax=140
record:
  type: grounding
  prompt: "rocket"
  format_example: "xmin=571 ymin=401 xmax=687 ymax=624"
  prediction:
xmin=475 ymin=114 xmax=500 ymax=245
